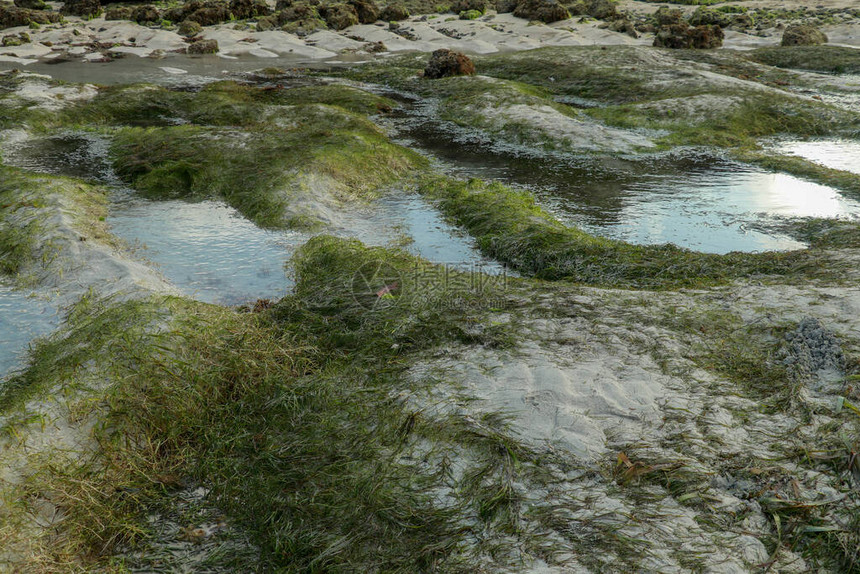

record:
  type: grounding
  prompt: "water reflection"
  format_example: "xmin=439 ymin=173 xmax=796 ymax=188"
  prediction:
xmin=0 ymin=285 xmax=58 ymax=379
xmin=773 ymin=139 xmax=860 ymax=175
xmin=400 ymin=123 xmax=860 ymax=253
xmin=107 ymin=191 xmax=505 ymax=306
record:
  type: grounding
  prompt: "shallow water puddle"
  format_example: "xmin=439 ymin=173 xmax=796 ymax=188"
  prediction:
xmin=0 ymin=285 xmax=59 ymax=379
xmin=772 ymin=139 xmax=860 ymax=175
xmin=561 ymin=166 xmax=860 ymax=254
xmin=4 ymin=131 xmax=502 ymax=305
xmin=398 ymin=125 xmax=860 ymax=253
xmin=108 ymin=192 xmax=504 ymax=306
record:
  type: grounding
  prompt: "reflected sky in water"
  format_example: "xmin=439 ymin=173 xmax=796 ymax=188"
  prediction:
xmin=400 ymin=124 xmax=860 ymax=253
xmin=108 ymin=191 xmax=504 ymax=306
xmin=568 ymin=167 xmax=860 ymax=254
xmin=0 ymin=285 xmax=59 ymax=379
xmin=774 ymin=139 xmax=860 ymax=176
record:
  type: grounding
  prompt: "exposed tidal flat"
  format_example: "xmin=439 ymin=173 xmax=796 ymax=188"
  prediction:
xmin=2 ymin=0 xmax=860 ymax=571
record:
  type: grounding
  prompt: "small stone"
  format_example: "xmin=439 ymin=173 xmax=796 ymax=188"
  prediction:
xmin=424 ymin=48 xmax=475 ymax=79
xmin=781 ymin=24 xmax=828 ymax=46
xmin=187 ymin=38 xmax=218 ymax=54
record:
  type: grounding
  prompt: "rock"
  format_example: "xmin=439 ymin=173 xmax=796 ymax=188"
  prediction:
xmin=60 ymin=0 xmax=101 ymax=17
xmin=319 ymin=3 xmax=358 ymax=29
xmin=585 ymin=0 xmax=615 ymax=20
xmin=513 ymin=0 xmax=569 ymax=24
xmin=424 ymin=48 xmax=475 ymax=79
xmin=131 ymin=4 xmax=159 ymax=23
xmin=178 ymin=18 xmax=203 ymax=35
xmin=2 ymin=32 xmax=30 ymax=46
xmin=186 ymin=2 xmax=232 ymax=25
xmin=459 ymin=8 xmax=480 ymax=19
xmin=187 ymin=38 xmax=218 ymax=53
xmin=452 ymin=0 xmax=484 ymax=14
xmin=363 ymin=39 xmax=385 ymax=51
xmin=276 ymin=3 xmax=326 ymax=35
xmin=729 ymin=13 xmax=753 ymax=30
xmin=14 ymin=0 xmax=48 ymax=11
xmin=275 ymin=0 xmax=292 ymax=10
xmin=608 ymin=17 xmax=636 ymax=38
xmin=379 ymin=3 xmax=407 ymax=21
xmin=565 ymin=0 xmax=586 ymax=16
xmin=255 ymin=14 xmax=275 ymax=29
xmin=653 ymin=6 xmax=682 ymax=27
xmin=229 ymin=0 xmax=271 ymax=19
xmin=654 ymin=23 xmax=723 ymax=49
xmin=348 ymin=0 xmax=377 ymax=24
xmin=104 ymin=5 xmax=133 ymax=19
xmin=781 ymin=24 xmax=828 ymax=46
xmin=688 ymin=7 xmax=731 ymax=28
xmin=494 ymin=0 xmax=516 ymax=13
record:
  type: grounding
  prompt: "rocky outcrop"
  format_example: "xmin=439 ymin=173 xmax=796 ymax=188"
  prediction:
xmin=688 ymin=6 xmax=731 ymax=28
xmin=513 ymin=0 xmax=569 ymax=24
xmin=60 ymin=0 xmax=101 ymax=17
xmin=781 ymin=24 xmax=828 ymax=46
xmin=13 ymin=0 xmax=48 ymax=11
xmin=379 ymin=2 xmax=408 ymax=21
xmin=348 ymin=0 xmax=377 ymax=23
xmin=320 ymin=3 xmax=358 ymax=30
xmin=654 ymin=23 xmax=723 ymax=49
xmin=131 ymin=4 xmax=159 ymax=23
xmin=424 ymin=48 xmax=475 ymax=79
xmin=229 ymin=0 xmax=272 ymax=18
xmin=178 ymin=18 xmax=203 ymax=35
xmin=452 ymin=0 xmax=485 ymax=14
xmin=0 ymin=4 xmax=60 ymax=28
xmin=187 ymin=38 xmax=218 ymax=53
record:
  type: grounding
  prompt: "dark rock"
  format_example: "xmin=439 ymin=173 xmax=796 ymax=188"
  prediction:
xmin=275 ymin=0 xmax=292 ymax=10
xmin=255 ymin=14 xmax=275 ymax=29
xmin=451 ymin=0 xmax=484 ymax=14
xmin=1 ymin=2 xmax=60 ymax=26
xmin=187 ymin=3 xmax=232 ymax=25
xmin=781 ymin=24 xmax=828 ymax=46
xmin=363 ymin=39 xmax=385 ymax=51
xmin=513 ymin=0 xmax=568 ymax=24
xmin=60 ymin=0 xmax=101 ymax=17
xmin=276 ymin=2 xmax=326 ymax=34
xmin=688 ymin=6 xmax=730 ymax=28
xmin=729 ymin=13 xmax=752 ymax=30
xmin=565 ymin=0 xmax=586 ymax=16
xmin=178 ymin=18 xmax=202 ymax=35
xmin=585 ymin=0 xmax=614 ymax=20
xmin=131 ymin=4 xmax=159 ymax=22
xmin=319 ymin=3 xmax=358 ymax=29
xmin=229 ymin=0 xmax=271 ymax=19
xmin=653 ymin=6 xmax=682 ymax=26
xmin=14 ymin=0 xmax=48 ymax=11
xmin=187 ymin=38 xmax=218 ymax=53
xmin=424 ymin=48 xmax=475 ymax=79
xmin=654 ymin=23 xmax=723 ymax=49
xmin=379 ymin=2 xmax=408 ymax=21
xmin=608 ymin=17 xmax=636 ymax=38
xmin=494 ymin=0 xmax=516 ymax=13
xmin=348 ymin=0 xmax=377 ymax=24
xmin=104 ymin=5 xmax=133 ymax=19
xmin=2 ymin=32 xmax=30 ymax=46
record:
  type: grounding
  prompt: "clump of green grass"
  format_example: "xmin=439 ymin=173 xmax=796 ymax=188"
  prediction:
xmin=746 ymin=46 xmax=860 ymax=74
xmin=417 ymin=175 xmax=820 ymax=289
xmin=60 ymin=81 xmax=399 ymax=128
xmin=110 ymin=103 xmax=424 ymax=228
xmin=0 ymin=165 xmax=116 ymax=281
xmin=5 ymin=239 xmax=567 ymax=571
